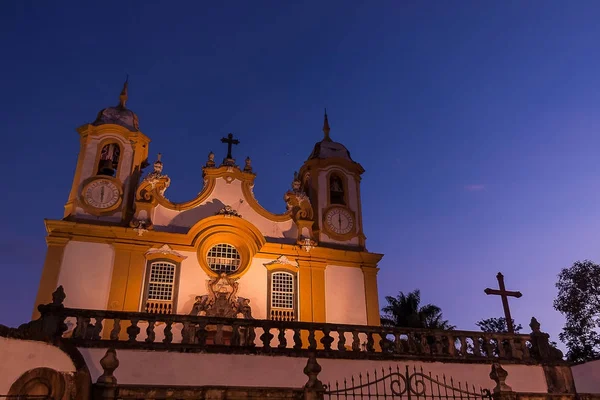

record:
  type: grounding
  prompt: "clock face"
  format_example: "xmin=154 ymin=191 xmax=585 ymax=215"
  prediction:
xmin=324 ymin=207 xmax=354 ymax=236
xmin=83 ymin=179 xmax=121 ymax=209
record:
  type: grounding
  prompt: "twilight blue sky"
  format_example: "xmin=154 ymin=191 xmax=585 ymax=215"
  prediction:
xmin=2 ymin=1 xmax=600 ymax=346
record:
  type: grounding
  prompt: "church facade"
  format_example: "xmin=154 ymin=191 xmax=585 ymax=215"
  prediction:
xmin=34 ymin=80 xmax=382 ymax=327
xmin=2 ymin=82 xmax=595 ymax=400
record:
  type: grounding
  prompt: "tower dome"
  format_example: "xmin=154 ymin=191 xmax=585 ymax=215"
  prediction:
xmin=307 ymin=111 xmax=354 ymax=162
xmin=93 ymin=79 xmax=140 ymax=132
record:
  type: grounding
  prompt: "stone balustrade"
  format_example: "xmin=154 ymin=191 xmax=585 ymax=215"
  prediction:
xmin=53 ymin=306 xmax=540 ymax=363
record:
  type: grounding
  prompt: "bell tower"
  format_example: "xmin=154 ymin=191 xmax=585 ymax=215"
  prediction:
xmin=298 ymin=111 xmax=366 ymax=249
xmin=63 ymin=80 xmax=150 ymax=224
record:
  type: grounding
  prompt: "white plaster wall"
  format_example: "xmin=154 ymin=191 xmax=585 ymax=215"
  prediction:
xmin=57 ymin=241 xmax=115 ymax=310
xmin=0 ymin=337 xmax=75 ymax=394
xmin=78 ymin=348 xmax=547 ymax=393
xmin=572 ymin=360 xmax=600 ymax=393
xmin=237 ymin=257 xmax=271 ymax=319
xmin=325 ymin=266 xmax=367 ymax=325
xmin=153 ymin=177 xmax=296 ymax=239
xmin=176 ymin=250 xmax=210 ymax=314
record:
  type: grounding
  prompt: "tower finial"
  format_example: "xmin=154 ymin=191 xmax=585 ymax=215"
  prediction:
xmin=323 ymin=108 xmax=330 ymax=140
xmin=119 ymin=75 xmax=129 ymax=108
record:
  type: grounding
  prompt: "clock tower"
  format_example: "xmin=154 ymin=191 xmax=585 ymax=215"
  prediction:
xmin=298 ymin=112 xmax=366 ymax=249
xmin=63 ymin=80 xmax=150 ymax=224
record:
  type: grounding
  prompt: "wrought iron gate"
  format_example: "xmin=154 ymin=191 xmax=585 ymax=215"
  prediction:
xmin=324 ymin=365 xmax=492 ymax=400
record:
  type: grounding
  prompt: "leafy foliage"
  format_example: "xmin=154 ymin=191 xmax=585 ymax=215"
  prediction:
xmin=553 ymin=260 xmax=600 ymax=362
xmin=381 ymin=289 xmax=455 ymax=330
xmin=476 ymin=317 xmax=522 ymax=334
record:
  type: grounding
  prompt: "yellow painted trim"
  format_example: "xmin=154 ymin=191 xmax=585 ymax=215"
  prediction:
xmin=32 ymin=237 xmax=70 ymax=320
xmin=43 ymin=218 xmax=383 ymax=268
xmin=64 ymin=135 xmax=88 ymax=217
xmin=361 ymin=265 xmax=381 ymax=326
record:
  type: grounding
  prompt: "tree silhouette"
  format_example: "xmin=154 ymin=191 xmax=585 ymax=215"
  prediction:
xmin=381 ymin=289 xmax=454 ymax=330
xmin=476 ymin=317 xmax=522 ymax=334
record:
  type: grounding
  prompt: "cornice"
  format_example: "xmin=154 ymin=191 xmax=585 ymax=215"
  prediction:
xmin=76 ymin=123 xmax=151 ymax=144
xmin=44 ymin=219 xmax=384 ymax=268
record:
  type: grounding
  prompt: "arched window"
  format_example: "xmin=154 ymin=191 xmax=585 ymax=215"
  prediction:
xmin=97 ymin=143 xmax=121 ymax=177
xmin=268 ymin=271 xmax=297 ymax=321
xmin=142 ymin=260 xmax=178 ymax=314
xmin=329 ymin=174 xmax=346 ymax=205
xmin=207 ymin=243 xmax=241 ymax=274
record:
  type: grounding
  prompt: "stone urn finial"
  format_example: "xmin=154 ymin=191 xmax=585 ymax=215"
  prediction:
xmin=303 ymin=353 xmax=324 ymax=390
xmin=97 ymin=348 xmax=120 ymax=385
xmin=490 ymin=363 xmax=512 ymax=393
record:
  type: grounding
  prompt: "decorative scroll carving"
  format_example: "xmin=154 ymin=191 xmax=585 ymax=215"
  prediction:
xmin=284 ymin=171 xmax=317 ymax=250
xmin=189 ymin=273 xmax=253 ymax=319
xmin=264 ymin=255 xmax=299 ymax=268
xmin=145 ymin=244 xmax=186 ymax=260
xmin=131 ymin=155 xmax=170 ymax=233
xmin=529 ymin=317 xmax=564 ymax=361
xmin=215 ymin=205 xmax=242 ymax=218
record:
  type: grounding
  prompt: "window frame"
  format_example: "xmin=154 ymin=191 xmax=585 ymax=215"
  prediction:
xmin=206 ymin=243 xmax=242 ymax=275
xmin=141 ymin=257 xmax=182 ymax=314
xmin=267 ymin=269 xmax=298 ymax=321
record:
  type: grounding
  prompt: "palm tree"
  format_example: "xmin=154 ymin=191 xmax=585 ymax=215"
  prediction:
xmin=381 ymin=289 xmax=455 ymax=330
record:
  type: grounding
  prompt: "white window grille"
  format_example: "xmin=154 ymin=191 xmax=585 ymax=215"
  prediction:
xmin=144 ymin=261 xmax=176 ymax=314
xmin=271 ymin=272 xmax=294 ymax=309
xmin=207 ymin=243 xmax=241 ymax=274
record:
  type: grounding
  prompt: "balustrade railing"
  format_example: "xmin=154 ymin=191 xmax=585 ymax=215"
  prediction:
xmin=55 ymin=307 xmax=535 ymax=363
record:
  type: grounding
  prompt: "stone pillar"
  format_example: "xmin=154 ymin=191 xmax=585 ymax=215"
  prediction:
xmin=490 ymin=363 xmax=517 ymax=400
xmin=32 ymin=236 xmax=69 ymax=320
xmin=303 ymin=353 xmax=325 ymax=400
xmin=94 ymin=348 xmax=119 ymax=400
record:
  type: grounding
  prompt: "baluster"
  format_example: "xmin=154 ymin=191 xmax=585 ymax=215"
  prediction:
xmin=247 ymin=326 xmax=256 ymax=347
xmin=127 ymin=319 xmax=140 ymax=342
xmin=74 ymin=316 xmax=89 ymax=339
xmin=214 ymin=324 xmax=224 ymax=345
xmin=434 ymin=333 xmax=443 ymax=354
xmin=91 ymin=317 xmax=103 ymax=340
xmin=321 ymin=326 xmax=334 ymax=351
xmin=483 ymin=334 xmax=494 ymax=358
xmin=162 ymin=321 xmax=173 ymax=344
xmin=196 ymin=321 xmax=207 ymax=346
xmin=472 ymin=335 xmax=481 ymax=356
xmin=338 ymin=329 xmax=347 ymax=351
xmin=231 ymin=322 xmax=241 ymax=346
xmin=293 ymin=328 xmax=302 ymax=350
xmin=260 ymin=324 xmax=275 ymax=349
xmin=110 ymin=319 xmax=121 ymax=341
xmin=351 ymin=330 xmax=361 ymax=352
xmin=497 ymin=337 xmax=506 ymax=358
xmin=181 ymin=322 xmax=191 ymax=344
xmin=447 ymin=334 xmax=456 ymax=356
xmin=308 ymin=328 xmax=317 ymax=350
xmin=277 ymin=327 xmax=287 ymax=349
xmin=407 ymin=332 xmax=417 ymax=353
xmin=366 ymin=331 xmax=375 ymax=352
xmin=394 ymin=333 xmax=402 ymax=354
xmin=459 ymin=336 xmax=467 ymax=356
xmin=145 ymin=320 xmax=156 ymax=343
xmin=522 ymin=339 xmax=530 ymax=360
xmin=420 ymin=334 xmax=430 ymax=354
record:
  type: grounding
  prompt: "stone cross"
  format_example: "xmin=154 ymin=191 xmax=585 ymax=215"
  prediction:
xmin=220 ymin=133 xmax=240 ymax=160
xmin=484 ymin=272 xmax=522 ymax=333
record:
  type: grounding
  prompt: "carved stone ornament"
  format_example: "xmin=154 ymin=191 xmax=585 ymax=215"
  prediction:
xmin=215 ymin=205 xmax=242 ymax=218
xmin=489 ymin=363 xmax=512 ymax=393
xmin=244 ymin=156 xmax=253 ymax=173
xmin=136 ymin=154 xmax=171 ymax=202
xmin=264 ymin=255 xmax=299 ymax=268
xmin=284 ymin=171 xmax=313 ymax=221
xmin=529 ymin=317 xmax=564 ymax=361
xmin=206 ymin=151 xmax=216 ymax=168
xmin=97 ymin=348 xmax=119 ymax=385
xmin=189 ymin=273 xmax=253 ymax=319
xmin=130 ymin=219 xmax=151 ymax=236
xmin=145 ymin=244 xmax=187 ymax=260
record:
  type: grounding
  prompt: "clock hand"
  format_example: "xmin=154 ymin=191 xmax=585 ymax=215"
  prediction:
xmin=100 ymin=187 xmax=105 ymax=202
xmin=338 ymin=214 xmax=342 ymax=229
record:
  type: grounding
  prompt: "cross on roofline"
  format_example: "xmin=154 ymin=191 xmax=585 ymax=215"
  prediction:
xmin=484 ymin=272 xmax=523 ymax=334
xmin=221 ymin=133 xmax=240 ymax=160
